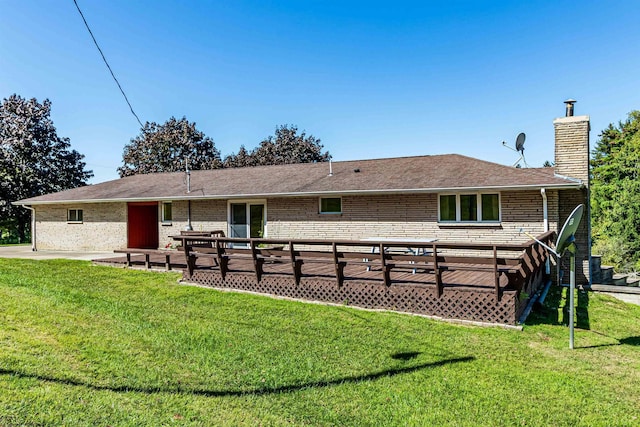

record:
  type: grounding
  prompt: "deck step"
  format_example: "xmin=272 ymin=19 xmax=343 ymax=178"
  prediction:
xmin=613 ymin=273 xmax=628 ymax=286
xmin=600 ymin=265 xmax=615 ymax=284
xmin=626 ymin=274 xmax=640 ymax=287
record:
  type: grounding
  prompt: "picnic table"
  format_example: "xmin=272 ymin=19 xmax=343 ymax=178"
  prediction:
xmin=360 ymin=237 xmax=438 ymax=273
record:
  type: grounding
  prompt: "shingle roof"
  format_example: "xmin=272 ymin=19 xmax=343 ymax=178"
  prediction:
xmin=15 ymin=154 xmax=582 ymax=205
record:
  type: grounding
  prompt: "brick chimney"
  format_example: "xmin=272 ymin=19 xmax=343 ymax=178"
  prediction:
xmin=553 ymin=99 xmax=591 ymax=284
xmin=554 ymin=99 xmax=590 ymax=186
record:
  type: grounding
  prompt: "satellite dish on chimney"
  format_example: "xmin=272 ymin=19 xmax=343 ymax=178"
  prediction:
xmin=502 ymin=132 xmax=529 ymax=168
xmin=520 ymin=204 xmax=584 ymax=349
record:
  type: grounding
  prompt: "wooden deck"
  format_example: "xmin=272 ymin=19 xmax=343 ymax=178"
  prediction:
xmin=95 ymin=253 xmax=505 ymax=290
xmin=97 ymin=232 xmax=554 ymax=325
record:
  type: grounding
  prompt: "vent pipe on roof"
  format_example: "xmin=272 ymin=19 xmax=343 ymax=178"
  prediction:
xmin=564 ymin=99 xmax=576 ymax=117
xmin=328 ymin=159 xmax=333 ymax=176
xmin=185 ymin=156 xmax=191 ymax=193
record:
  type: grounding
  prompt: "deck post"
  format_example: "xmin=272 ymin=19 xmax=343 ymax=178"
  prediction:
xmin=181 ymin=238 xmax=196 ymax=277
xmin=215 ymin=240 xmax=228 ymax=281
xmin=290 ymin=242 xmax=302 ymax=286
xmin=493 ymin=246 xmax=501 ymax=301
xmin=379 ymin=243 xmax=392 ymax=287
xmin=332 ymin=242 xmax=345 ymax=286
xmin=250 ymin=240 xmax=264 ymax=282
xmin=433 ymin=243 xmax=443 ymax=297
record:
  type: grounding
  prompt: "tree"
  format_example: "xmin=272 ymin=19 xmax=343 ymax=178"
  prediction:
xmin=224 ymin=125 xmax=330 ymax=167
xmin=119 ymin=117 xmax=222 ymax=177
xmin=590 ymin=110 xmax=640 ymax=271
xmin=0 ymin=94 xmax=93 ymax=241
xmin=223 ymin=145 xmax=254 ymax=168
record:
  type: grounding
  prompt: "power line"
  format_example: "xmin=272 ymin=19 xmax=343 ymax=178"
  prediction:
xmin=72 ymin=0 xmax=144 ymax=128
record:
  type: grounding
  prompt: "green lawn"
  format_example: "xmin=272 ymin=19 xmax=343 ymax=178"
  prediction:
xmin=0 ymin=259 xmax=639 ymax=426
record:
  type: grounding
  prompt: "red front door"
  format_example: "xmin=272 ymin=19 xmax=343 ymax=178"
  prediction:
xmin=127 ymin=202 xmax=159 ymax=249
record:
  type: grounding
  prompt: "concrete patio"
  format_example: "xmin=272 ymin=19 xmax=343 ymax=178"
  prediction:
xmin=0 ymin=245 xmax=115 ymax=261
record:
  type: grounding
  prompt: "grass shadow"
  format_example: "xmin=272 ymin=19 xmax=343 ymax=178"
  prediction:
xmin=0 ymin=356 xmax=474 ymax=397
xmin=578 ymin=335 xmax=640 ymax=349
xmin=525 ymin=284 xmax=590 ymax=330
xmin=391 ymin=351 xmax=421 ymax=361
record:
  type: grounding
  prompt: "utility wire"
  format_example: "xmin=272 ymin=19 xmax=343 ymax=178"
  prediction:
xmin=72 ymin=0 xmax=144 ymax=128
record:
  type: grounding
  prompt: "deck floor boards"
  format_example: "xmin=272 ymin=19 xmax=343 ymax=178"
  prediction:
xmin=95 ymin=252 xmax=508 ymax=291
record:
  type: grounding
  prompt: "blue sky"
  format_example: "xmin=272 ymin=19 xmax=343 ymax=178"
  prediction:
xmin=2 ymin=1 xmax=639 ymax=183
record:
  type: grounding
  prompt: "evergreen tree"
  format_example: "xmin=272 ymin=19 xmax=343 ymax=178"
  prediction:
xmin=591 ymin=110 xmax=640 ymax=271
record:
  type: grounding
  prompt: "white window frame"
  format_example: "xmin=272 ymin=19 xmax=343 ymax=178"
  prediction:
xmin=438 ymin=192 xmax=501 ymax=223
xmin=319 ymin=196 xmax=342 ymax=214
xmin=67 ymin=208 xmax=83 ymax=223
xmin=227 ymin=199 xmax=268 ymax=240
xmin=161 ymin=201 xmax=173 ymax=224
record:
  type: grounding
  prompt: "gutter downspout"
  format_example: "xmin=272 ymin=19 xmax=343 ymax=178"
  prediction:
xmin=21 ymin=205 xmax=37 ymax=251
xmin=184 ymin=156 xmax=193 ymax=231
xmin=185 ymin=201 xmax=193 ymax=231
xmin=520 ymin=188 xmax=552 ymax=324
xmin=541 ymin=188 xmax=550 ymax=274
xmin=541 ymin=188 xmax=548 ymax=232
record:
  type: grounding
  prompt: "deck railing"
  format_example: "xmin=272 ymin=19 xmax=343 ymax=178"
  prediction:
xmin=172 ymin=231 xmax=555 ymax=301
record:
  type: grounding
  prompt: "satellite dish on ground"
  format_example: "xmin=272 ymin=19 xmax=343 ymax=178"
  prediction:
xmin=556 ymin=204 xmax=584 ymax=256
xmin=520 ymin=203 xmax=584 ymax=349
xmin=502 ymin=132 xmax=529 ymax=167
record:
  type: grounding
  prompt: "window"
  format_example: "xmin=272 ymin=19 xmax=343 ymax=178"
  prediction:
xmin=161 ymin=202 xmax=172 ymax=223
xmin=320 ymin=197 xmax=342 ymax=214
xmin=67 ymin=209 xmax=83 ymax=223
xmin=439 ymin=195 xmax=456 ymax=221
xmin=439 ymin=193 xmax=500 ymax=223
xmin=460 ymin=194 xmax=477 ymax=221
xmin=481 ymin=194 xmax=500 ymax=221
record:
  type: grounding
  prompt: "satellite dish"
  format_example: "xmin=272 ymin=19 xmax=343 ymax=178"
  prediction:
xmin=502 ymin=132 xmax=529 ymax=167
xmin=515 ymin=132 xmax=526 ymax=152
xmin=519 ymin=203 xmax=584 ymax=349
xmin=555 ymin=204 xmax=584 ymax=256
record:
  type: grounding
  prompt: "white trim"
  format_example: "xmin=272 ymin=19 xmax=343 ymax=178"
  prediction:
xmin=227 ymin=199 xmax=267 ymax=239
xmin=12 ymin=183 xmax=584 ymax=206
xmin=319 ymin=196 xmax=342 ymax=214
xmin=437 ymin=192 xmax=501 ymax=224
xmin=67 ymin=208 xmax=84 ymax=223
xmin=161 ymin=201 xmax=173 ymax=224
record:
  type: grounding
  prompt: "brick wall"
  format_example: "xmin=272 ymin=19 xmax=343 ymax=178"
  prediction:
xmin=554 ymin=116 xmax=590 ymax=185
xmin=554 ymin=114 xmax=591 ymax=284
xmin=157 ymin=200 xmax=227 ymax=248
xmin=266 ymin=190 xmax=554 ymax=244
xmin=35 ymin=203 xmax=127 ymax=251
xmin=34 ymin=190 xmax=561 ymax=253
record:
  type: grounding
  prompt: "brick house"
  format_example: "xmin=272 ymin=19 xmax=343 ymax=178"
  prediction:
xmin=15 ymin=106 xmax=591 ymax=282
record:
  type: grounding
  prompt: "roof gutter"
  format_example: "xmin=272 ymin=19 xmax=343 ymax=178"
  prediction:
xmin=11 ymin=182 xmax=585 ymax=206
xmin=20 ymin=205 xmax=36 ymax=251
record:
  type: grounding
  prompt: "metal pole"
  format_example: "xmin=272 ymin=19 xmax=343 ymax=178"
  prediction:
xmin=569 ymin=247 xmax=576 ymax=350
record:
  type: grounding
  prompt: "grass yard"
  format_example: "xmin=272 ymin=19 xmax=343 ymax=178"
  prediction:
xmin=0 ymin=259 xmax=639 ymax=426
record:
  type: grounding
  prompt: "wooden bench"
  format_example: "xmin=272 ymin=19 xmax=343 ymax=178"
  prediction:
xmin=114 ymin=248 xmax=175 ymax=271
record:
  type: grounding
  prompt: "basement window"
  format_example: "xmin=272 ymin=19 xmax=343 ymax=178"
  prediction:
xmin=161 ymin=202 xmax=173 ymax=224
xmin=438 ymin=193 xmax=500 ymax=223
xmin=67 ymin=209 xmax=83 ymax=223
xmin=320 ymin=197 xmax=342 ymax=214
